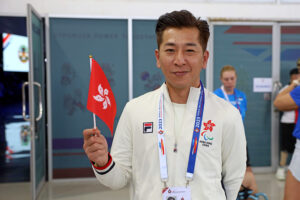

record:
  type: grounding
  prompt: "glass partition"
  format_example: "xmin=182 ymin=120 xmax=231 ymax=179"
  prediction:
xmin=213 ymin=25 xmax=273 ymax=166
xmin=49 ymin=18 xmax=128 ymax=178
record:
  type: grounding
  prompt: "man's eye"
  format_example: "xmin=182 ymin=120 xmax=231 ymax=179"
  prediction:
xmin=186 ymin=49 xmax=195 ymax=52
xmin=165 ymin=49 xmax=175 ymax=52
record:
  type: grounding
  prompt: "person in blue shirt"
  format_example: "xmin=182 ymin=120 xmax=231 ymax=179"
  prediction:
xmin=274 ymin=63 xmax=300 ymax=200
xmin=214 ymin=65 xmax=258 ymax=197
xmin=275 ymin=68 xmax=300 ymax=181
xmin=214 ymin=65 xmax=247 ymax=121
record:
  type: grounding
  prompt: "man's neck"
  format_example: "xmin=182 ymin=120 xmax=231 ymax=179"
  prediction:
xmin=166 ymin=83 xmax=198 ymax=104
xmin=168 ymin=88 xmax=189 ymax=104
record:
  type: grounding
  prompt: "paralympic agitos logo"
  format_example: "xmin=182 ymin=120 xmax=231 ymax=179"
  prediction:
xmin=200 ymin=120 xmax=215 ymax=147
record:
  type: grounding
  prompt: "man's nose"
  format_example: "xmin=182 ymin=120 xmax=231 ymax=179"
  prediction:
xmin=174 ymin=50 xmax=186 ymax=66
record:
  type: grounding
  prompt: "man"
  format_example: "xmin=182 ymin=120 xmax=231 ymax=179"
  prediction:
xmin=83 ymin=10 xmax=246 ymax=200
xmin=274 ymin=64 xmax=300 ymax=200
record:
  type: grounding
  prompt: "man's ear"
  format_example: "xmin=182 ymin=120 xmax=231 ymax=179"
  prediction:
xmin=202 ymin=50 xmax=209 ymax=70
xmin=155 ymin=49 xmax=161 ymax=69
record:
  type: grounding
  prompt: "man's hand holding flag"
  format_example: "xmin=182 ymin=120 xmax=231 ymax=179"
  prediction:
xmin=83 ymin=56 xmax=116 ymax=168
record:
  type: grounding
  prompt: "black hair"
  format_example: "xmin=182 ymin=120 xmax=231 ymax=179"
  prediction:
xmin=290 ymin=68 xmax=299 ymax=76
xmin=155 ymin=10 xmax=210 ymax=52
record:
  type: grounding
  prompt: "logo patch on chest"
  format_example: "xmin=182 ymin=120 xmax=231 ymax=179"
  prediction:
xmin=200 ymin=120 xmax=215 ymax=147
xmin=143 ymin=122 xmax=153 ymax=133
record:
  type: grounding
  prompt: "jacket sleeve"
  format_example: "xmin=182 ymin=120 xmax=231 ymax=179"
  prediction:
xmin=92 ymin=103 xmax=133 ymax=190
xmin=221 ymin=108 xmax=247 ymax=200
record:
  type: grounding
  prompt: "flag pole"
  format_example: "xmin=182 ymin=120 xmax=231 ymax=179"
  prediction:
xmin=89 ymin=55 xmax=97 ymax=129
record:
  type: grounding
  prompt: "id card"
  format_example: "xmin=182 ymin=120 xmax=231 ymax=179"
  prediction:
xmin=162 ymin=186 xmax=191 ymax=200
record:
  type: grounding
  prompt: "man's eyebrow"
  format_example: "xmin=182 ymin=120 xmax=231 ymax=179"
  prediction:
xmin=186 ymin=43 xmax=197 ymax=46
xmin=163 ymin=42 xmax=198 ymax=47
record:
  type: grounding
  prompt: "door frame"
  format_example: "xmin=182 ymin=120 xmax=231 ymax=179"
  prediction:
xmin=27 ymin=3 xmax=46 ymax=199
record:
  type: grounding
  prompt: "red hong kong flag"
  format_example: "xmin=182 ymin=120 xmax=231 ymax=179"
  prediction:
xmin=87 ymin=57 xmax=117 ymax=135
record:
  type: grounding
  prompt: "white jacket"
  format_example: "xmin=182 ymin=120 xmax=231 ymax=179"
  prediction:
xmin=93 ymin=83 xmax=247 ymax=200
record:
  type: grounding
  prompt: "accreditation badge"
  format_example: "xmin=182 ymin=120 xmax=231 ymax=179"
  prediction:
xmin=162 ymin=187 xmax=191 ymax=200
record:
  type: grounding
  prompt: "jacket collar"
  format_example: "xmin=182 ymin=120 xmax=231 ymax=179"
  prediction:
xmin=160 ymin=82 xmax=202 ymax=105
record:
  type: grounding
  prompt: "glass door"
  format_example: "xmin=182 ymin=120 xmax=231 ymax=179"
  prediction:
xmin=277 ymin=23 xmax=300 ymax=169
xmin=280 ymin=25 xmax=300 ymax=86
xmin=0 ymin=16 xmax=31 ymax=185
xmin=26 ymin=4 xmax=47 ymax=200
xmin=210 ymin=23 xmax=278 ymax=169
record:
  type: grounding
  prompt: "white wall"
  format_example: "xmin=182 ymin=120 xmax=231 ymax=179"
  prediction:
xmin=1 ymin=0 xmax=300 ymax=21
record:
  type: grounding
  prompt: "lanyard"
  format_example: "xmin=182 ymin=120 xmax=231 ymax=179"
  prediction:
xmin=157 ymin=81 xmax=205 ymax=185
xmin=221 ymin=85 xmax=240 ymax=112
xmin=157 ymin=92 xmax=168 ymax=182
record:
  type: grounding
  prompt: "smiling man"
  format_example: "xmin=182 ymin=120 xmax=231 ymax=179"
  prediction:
xmin=83 ymin=10 xmax=246 ymax=200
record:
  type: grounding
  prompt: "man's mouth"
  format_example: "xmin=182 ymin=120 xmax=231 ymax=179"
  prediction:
xmin=173 ymin=71 xmax=188 ymax=76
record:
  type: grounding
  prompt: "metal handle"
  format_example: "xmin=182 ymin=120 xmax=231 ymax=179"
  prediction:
xmin=34 ymin=82 xmax=43 ymax=121
xmin=22 ymin=81 xmax=43 ymax=121
xmin=272 ymin=81 xmax=282 ymax=100
xmin=272 ymin=81 xmax=282 ymax=112
xmin=22 ymin=81 xmax=30 ymax=121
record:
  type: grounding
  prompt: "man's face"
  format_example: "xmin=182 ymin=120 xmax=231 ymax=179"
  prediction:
xmin=155 ymin=27 xmax=209 ymax=91
xmin=220 ymin=70 xmax=237 ymax=92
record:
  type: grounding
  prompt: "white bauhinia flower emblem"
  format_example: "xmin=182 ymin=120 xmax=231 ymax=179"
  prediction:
xmin=93 ymin=84 xmax=111 ymax=110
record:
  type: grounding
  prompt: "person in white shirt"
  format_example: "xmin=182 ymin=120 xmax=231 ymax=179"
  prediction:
xmin=276 ymin=68 xmax=300 ymax=181
xmin=83 ymin=10 xmax=246 ymax=200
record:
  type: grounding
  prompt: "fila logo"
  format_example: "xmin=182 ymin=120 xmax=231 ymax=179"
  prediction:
xmin=143 ymin=122 xmax=153 ymax=133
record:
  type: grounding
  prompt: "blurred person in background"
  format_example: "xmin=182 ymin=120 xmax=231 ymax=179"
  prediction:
xmin=275 ymin=68 xmax=300 ymax=181
xmin=274 ymin=58 xmax=300 ymax=200
xmin=214 ymin=65 xmax=258 ymax=196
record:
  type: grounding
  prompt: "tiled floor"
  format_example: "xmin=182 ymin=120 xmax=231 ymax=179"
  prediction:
xmin=0 ymin=173 xmax=285 ymax=200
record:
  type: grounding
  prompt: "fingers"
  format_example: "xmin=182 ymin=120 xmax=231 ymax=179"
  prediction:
xmin=84 ymin=143 xmax=107 ymax=159
xmin=84 ymin=133 xmax=107 ymax=147
xmin=83 ymin=136 xmax=108 ymax=163
xmin=83 ymin=128 xmax=108 ymax=154
xmin=83 ymin=128 xmax=101 ymax=140
xmin=85 ymin=146 xmax=108 ymax=164
xmin=82 ymin=128 xmax=109 ymax=164
xmin=86 ymin=142 xmax=107 ymax=152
